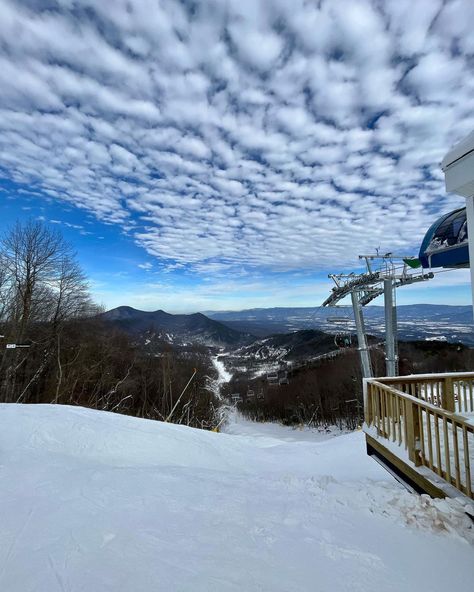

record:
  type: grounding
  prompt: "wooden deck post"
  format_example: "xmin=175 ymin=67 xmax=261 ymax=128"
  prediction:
xmin=405 ymin=400 xmax=421 ymax=466
xmin=364 ymin=380 xmax=373 ymax=425
xmin=443 ymin=377 xmax=455 ymax=412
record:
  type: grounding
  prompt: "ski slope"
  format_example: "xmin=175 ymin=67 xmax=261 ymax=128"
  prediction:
xmin=0 ymin=404 xmax=472 ymax=592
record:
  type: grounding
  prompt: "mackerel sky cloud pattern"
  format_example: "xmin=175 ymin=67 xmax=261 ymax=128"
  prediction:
xmin=0 ymin=0 xmax=473 ymax=280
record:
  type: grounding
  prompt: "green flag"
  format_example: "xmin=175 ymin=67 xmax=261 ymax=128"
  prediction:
xmin=403 ymin=257 xmax=422 ymax=269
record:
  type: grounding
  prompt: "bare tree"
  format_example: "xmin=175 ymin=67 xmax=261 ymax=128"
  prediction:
xmin=48 ymin=254 xmax=95 ymax=327
xmin=1 ymin=220 xmax=64 ymax=339
xmin=0 ymin=220 xmax=95 ymax=401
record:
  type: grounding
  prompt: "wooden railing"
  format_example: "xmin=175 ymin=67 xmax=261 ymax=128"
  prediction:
xmin=373 ymin=373 xmax=474 ymax=414
xmin=365 ymin=372 xmax=474 ymax=500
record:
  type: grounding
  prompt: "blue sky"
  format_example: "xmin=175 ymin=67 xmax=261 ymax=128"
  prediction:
xmin=0 ymin=0 xmax=472 ymax=312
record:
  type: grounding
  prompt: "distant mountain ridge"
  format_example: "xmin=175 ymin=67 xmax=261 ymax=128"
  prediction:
xmin=100 ymin=306 xmax=254 ymax=347
xmin=100 ymin=304 xmax=474 ymax=348
xmin=204 ymin=305 xmax=474 ymax=346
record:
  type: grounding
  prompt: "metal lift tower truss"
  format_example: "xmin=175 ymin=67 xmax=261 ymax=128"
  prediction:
xmin=323 ymin=255 xmax=434 ymax=379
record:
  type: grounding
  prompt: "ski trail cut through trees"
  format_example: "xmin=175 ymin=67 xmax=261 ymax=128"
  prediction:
xmin=210 ymin=355 xmax=232 ymax=402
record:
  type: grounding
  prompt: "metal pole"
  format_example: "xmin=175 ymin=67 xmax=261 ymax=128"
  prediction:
xmin=165 ymin=368 xmax=197 ymax=423
xmin=384 ymin=278 xmax=398 ymax=376
xmin=351 ymin=291 xmax=373 ymax=379
xmin=392 ymin=281 xmax=398 ymax=374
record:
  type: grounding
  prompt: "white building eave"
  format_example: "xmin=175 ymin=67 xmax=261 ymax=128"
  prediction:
xmin=441 ymin=130 xmax=474 ymax=316
xmin=441 ymin=130 xmax=474 ymax=169
xmin=441 ymin=131 xmax=474 ymax=198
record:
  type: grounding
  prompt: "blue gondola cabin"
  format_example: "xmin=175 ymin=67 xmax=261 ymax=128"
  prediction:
xmin=418 ymin=207 xmax=468 ymax=269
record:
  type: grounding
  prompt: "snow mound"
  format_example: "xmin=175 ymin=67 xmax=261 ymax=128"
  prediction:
xmin=0 ymin=404 xmax=472 ymax=592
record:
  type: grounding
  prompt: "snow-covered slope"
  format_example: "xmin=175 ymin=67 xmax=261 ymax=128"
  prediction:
xmin=0 ymin=404 xmax=472 ymax=592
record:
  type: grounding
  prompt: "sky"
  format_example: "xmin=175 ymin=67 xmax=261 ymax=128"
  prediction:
xmin=0 ymin=0 xmax=473 ymax=313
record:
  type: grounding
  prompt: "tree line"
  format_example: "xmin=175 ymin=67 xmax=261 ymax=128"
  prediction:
xmin=225 ymin=340 xmax=474 ymax=430
xmin=0 ymin=220 xmax=219 ymax=428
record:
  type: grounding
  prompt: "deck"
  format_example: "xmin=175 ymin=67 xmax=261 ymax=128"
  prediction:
xmin=364 ymin=372 xmax=474 ymax=504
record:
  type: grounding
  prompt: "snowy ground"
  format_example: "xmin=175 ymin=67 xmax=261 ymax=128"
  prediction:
xmin=209 ymin=355 xmax=233 ymax=401
xmin=0 ymin=404 xmax=473 ymax=592
xmin=223 ymin=409 xmax=350 ymax=443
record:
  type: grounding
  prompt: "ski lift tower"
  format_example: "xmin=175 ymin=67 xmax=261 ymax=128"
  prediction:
xmin=323 ymin=258 xmax=433 ymax=379
xmin=441 ymin=130 xmax=474 ymax=315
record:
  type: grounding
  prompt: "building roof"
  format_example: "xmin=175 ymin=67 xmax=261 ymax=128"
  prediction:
xmin=441 ymin=130 xmax=474 ymax=170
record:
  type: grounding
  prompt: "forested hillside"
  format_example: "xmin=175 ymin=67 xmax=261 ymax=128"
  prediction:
xmin=225 ymin=340 xmax=474 ymax=428
xmin=0 ymin=221 xmax=218 ymax=428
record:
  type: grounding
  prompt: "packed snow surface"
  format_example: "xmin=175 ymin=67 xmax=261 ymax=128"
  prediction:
xmin=0 ymin=405 xmax=473 ymax=592
xmin=209 ymin=355 xmax=232 ymax=400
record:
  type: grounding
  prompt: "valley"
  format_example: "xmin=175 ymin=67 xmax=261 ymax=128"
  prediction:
xmin=98 ymin=305 xmax=474 ymax=432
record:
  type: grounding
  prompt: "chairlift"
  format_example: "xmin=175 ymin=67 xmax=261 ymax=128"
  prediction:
xmin=327 ymin=307 xmax=353 ymax=349
xmin=267 ymin=377 xmax=279 ymax=387
xmin=334 ymin=333 xmax=353 ymax=349
xmin=327 ymin=316 xmax=350 ymax=324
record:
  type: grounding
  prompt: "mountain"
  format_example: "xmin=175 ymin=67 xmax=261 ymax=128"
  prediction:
xmin=205 ymin=305 xmax=474 ymax=346
xmin=101 ymin=306 xmax=254 ymax=347
xmin=217 ymin=319 xmax=290 ymax=337
xmin=233 ymin=329 xmax=337 ymax=363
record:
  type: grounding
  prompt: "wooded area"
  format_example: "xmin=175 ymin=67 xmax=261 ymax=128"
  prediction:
xmin=0 ymin=221 xmax=219 ymax=428
xmin=229 ymin=341 xmax=474 ymax=430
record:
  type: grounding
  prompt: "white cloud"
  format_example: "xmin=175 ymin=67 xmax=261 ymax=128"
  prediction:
xmin=138 ymin=262 xmax=153 ymax=270
xmin=0 ymin=0 xmax=472 ymax=285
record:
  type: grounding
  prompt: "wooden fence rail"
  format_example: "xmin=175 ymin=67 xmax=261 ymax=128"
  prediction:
xmin=365 ymin=372 xmax=474 ymax=500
